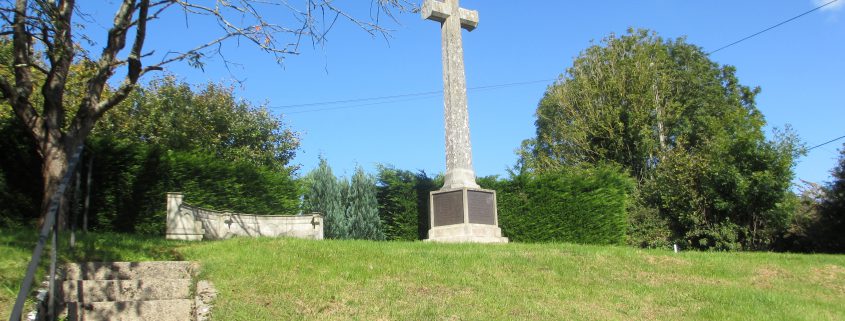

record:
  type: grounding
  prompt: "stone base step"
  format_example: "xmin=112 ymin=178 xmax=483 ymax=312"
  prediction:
xmin=427 ymin=223 xmax=509 ymax=243
xmin=63 ymin=261 xmax=197 ymax=280
xmin=426 ymin=235 xmax=509 ymax=243
xmin=63 ymin=279 xmax=192 ymax=302
xmin=67 ymin=299 xmax=194 ymax=321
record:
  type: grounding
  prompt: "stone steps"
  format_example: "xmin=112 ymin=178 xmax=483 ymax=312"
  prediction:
xmin=60 ymin=261 xmax=198 ymax=321
xmin=62 ymin=261 xmax=196 ymax=280
xmin=63 ymin=279 xmax=192 ymax=302
xmin=67 ymin=299 xmax=194 ymax=321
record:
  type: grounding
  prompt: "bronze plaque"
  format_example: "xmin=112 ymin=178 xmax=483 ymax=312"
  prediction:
xmin=432 ymin=190 xmax=464 ymax=227
xmin=467 ymin=190 xmax=495 ymax=225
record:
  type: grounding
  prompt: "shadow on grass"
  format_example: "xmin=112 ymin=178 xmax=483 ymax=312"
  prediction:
xmin=1 ymin=228 xmax=183 ymax=263
xmin=1 ymin=228 xmax=187 ymax=319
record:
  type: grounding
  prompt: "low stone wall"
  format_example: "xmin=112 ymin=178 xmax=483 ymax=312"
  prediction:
xmin=165 ymin=192 xmax=323 ymax=241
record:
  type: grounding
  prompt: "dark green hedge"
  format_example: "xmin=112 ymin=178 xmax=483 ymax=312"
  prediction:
xmin=375 ymin=166 xmax=440 ymax=241
xmin=86 ymin=138 xmax=300 ymax=235
xmin=482 ymin=164 xmax=634 ymax=245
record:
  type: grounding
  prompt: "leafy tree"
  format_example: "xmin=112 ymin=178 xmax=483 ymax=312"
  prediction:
xmin=304 ymin=159 xmax=347 ymax=239
xmin=814 ymin=144 xmax=845 ymax=252
xmin=1 ymin=74 xmax=302 ymax=231
xmin=521 ymin=29 xmax=801 ymax=250
xmin=347 ymin=167 xmax=384 ymax=240
xmin=0 ymin=0 xmax=410 ymax=227
xmin=95 ymin=76 xmax=299 ymax=170
xmin=773 ymin=183 xmax=821 ymax=252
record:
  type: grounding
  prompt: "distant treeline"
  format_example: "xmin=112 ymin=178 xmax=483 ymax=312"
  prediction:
xmin=3 ymin=29 xmax=843 ymax=253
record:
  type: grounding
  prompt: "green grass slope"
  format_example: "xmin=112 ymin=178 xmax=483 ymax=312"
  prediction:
xmin=3 ymin=231 xmax=844 ymax=320
xmin=180 ymin=238 xmax=845 ymax=321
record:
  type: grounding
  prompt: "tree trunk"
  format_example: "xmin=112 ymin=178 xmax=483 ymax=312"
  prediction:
xmin=83 ymin=155 xmax=93 ymax=232
xmin=39 ymin=138 xmax=70 ymax=230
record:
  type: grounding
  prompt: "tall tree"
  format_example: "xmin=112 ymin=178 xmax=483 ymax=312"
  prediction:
xmin=0 ymin=0 xmax=410 ymax=226
xmin=95 ymin=76 xmax=299 ymax=170
xmin=815 ymin=144 xmax=845 ymax=252
xmin=304 ymin=158 xmax=347 ymax=239
xmin=347 ymin=166 xmax=384 ymax=240
xmin=522 ymin=29 xmax=801 ymax=250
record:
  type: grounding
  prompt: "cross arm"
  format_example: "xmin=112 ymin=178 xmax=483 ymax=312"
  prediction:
xmin=421 ymin=0 xmax=479 ymax=31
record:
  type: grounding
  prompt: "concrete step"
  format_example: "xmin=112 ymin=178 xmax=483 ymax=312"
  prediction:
xmin=63 ymin=279 xmax=192 ymax=303
xmin=67 ymin=299 xmax=194 ymax=321
xmin=63 ymin=261 xmax=197 ymax=280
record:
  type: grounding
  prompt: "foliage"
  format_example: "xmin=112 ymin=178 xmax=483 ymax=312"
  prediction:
xmin=0 ymin=115 xmax=41 ymax=226
xmin=304 ymin=159 xmax=348 ymax=239
xmin=376 ymin=166 xmax=439 ymax=241
xmin=812 ymin=144 xmax=845 ymax=252
xmin=480 ymin=164 xmax=634 ymax=244
xmin=84 ymin=138 xmax=300 ymax=235
xmin=1 ymin=75 xmax=302 ymax=231
xmin=626 ymin=198 xmax=672 ymax=249
xmin=0 ymin=0 xmax=410 ymax=227
xmin=96 ymin=77 xmax=299 ymax=170
xmin=346 ymin=167 xmax=385 ymax=240
xmin=521 ymin=29 xmax=801 ymax=250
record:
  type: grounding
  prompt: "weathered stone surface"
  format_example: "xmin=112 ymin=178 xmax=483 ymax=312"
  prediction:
xmin=423 ymin=1 xmax=507 ymax=243
xmin=67 ymin=299 xmax=193 ymax=321
xmin=58 ymin=261 xmax=204 ymax=321
xmin=166 ymin=192 xmax=324 ymax=241
xmin=423 ymin=0 xmax=480 ymax=190
xmin=194 ymin=280 xmax=217 ymax=321
xmin=166 ymin=192 xmax=205 ymax=240
xmin=427 ymin=223 xmax=508 ymax=243
xmin=62 ymin=261 xmax=196 ymax=281
xmin=63 ymin=279 xmax=192 ymax=303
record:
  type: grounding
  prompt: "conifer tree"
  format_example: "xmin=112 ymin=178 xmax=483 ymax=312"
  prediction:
xmin=346 ymin=167 xmax=385 ymax=240
xmin=305 ymin=159 xmax=347 ymax=239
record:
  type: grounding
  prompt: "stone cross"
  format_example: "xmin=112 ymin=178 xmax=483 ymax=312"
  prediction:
xmin=422 ymin=0 xmax=480 ymax=190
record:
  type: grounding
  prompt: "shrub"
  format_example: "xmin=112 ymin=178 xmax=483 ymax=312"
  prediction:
xmin=86 ymin=138 xmax=300 ymax=235
xmin=303 ymin=159 xmax=347 ymax=239
xmin=485 ymin=164 xmax=634 ymax=244
xmin=347 ymin=167 xmax=384 ymax=240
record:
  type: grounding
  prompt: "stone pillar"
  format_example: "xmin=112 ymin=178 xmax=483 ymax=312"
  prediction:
xmin=422 ymin=0 xmax=507 ymax=243
xmin=165 ymin=192 xmax=204 ymax=241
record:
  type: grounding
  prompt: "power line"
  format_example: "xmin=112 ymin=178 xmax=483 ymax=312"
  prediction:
xmin=285 ymin=95 xmax=440 ymax=115
xmin=274 ymin=1 xmax=839 ymax=114
xmin=708 ymin=0 xmax=839 ymax=55
xmin=271 ymin=89 xmax=441 ymax=109
xmin=808 ymin=134 xmax=845 ymax=151
xmin=270 ymin=78 xmax=554 ymax=111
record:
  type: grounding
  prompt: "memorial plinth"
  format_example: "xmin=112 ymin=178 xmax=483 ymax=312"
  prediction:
xmin=428 ymin=187 xmax=507 ymax=243
xmin=423 ymin=0 xmax=507 ymax=243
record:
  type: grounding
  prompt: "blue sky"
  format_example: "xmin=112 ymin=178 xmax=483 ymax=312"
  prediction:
xmin=92 ymin=1 xmax=844 ymax=185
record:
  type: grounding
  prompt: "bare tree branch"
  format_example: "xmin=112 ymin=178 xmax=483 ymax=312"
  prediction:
xmin=76 ymin=0 xmax=134 ymax=123
xmin=41 ymin=0 xmax=76 ymax=148
xmin=0 ymin=0 xmax=413 ymax=226
xmin=89 ymin=0 xmax=150 ymax=119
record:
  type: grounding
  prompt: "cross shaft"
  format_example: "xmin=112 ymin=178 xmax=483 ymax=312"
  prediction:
xmin=422 ymin=0 xmax=480 ymax=190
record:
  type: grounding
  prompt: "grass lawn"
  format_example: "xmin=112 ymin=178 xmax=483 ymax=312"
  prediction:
xmin=3 ymin=230 xmax=845 ymax=320
xmin=179 ymin=237 xmax=845 ymax=321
